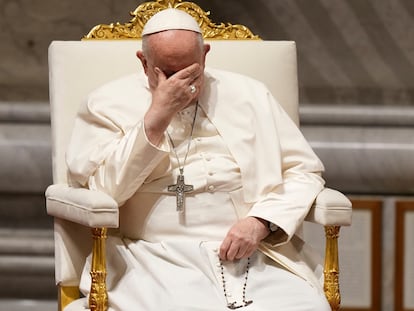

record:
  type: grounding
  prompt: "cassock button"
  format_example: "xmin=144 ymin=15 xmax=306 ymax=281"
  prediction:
xmin=208 ymin=185 xmax=215 ymax=192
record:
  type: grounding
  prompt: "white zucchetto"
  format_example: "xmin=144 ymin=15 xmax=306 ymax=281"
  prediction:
xmin=142 ymin=8 xmax=202 ymax=36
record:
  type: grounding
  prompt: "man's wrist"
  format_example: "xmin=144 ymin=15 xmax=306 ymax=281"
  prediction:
xmin=253 ymin=217 xmax=278 ymax=234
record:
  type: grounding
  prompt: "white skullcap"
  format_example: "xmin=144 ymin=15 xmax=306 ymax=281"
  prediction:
xmin=142 ymin=8 xmax=202 ymax=36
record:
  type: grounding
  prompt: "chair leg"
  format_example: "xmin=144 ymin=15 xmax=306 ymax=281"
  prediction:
xmin=58 ymin=285 xmax=80 ymax=311
xmin=324 ymin=225 xmax=341 ymax=311
xmin=89 ymin=227 xmax=108 ymax=311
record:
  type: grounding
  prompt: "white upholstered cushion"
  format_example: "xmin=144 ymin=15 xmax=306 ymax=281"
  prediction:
xmin=306 ymin=188 xmax=352 ymax=226
xmin=46 ymin=184 xmax=119 ymax=228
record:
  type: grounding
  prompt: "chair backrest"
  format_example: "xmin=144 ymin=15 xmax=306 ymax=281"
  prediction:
xmin=48 ymin=40 xmax=299 ymax=184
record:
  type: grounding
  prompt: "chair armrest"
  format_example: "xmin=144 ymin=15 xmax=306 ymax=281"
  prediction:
xmin=305 ymin=188 xmax=352 ymax=226
xmin=45 ymin=184 xmax=119 ymax=228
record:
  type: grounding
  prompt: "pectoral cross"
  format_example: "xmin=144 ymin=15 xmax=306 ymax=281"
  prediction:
xmin=167 ymin=170 xmax=194 ymax=212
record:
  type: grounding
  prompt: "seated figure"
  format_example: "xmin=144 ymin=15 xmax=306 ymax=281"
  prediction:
xmin=66 ymin=8 xmax=331 ymax=311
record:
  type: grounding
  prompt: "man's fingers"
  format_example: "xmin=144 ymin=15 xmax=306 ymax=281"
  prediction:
xmin=219 ymin=217 xmax=270 ymax=262
xmin=219 ymin=238 xmax=231 ymax=261
xmin=220 ymin=235 xmax=254 ymax=261
xmin=157 ymin=64 xmax=201 ymax=97
xmin=173 ymin=63 xmax=202 ymax=81
xmin=235 ymin=244 xmax=251 ymax=260
xmin=220 ymin=237 xmax=243 ymax=261
xmin=226 ymin=244 xmax=239 ymax=261
xmin=155 ymin=67 xmax=166 ymax=83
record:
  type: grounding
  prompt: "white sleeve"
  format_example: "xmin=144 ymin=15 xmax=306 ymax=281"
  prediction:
xmin=66 ymin=94 xmax=171 ymax=206
xmin=247 ymin=92 xmax=325 ymax=246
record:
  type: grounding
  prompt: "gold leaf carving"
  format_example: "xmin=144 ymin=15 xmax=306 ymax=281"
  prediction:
xmin=84 ymin=0 xmax=259 ymax=40
xmin=323 ymin=270 xmax=341 ymax=311
xmin=89 ymin=228 xmax=108 ymax=311
xmin=324 ymin=225 xmax=341 ymax=310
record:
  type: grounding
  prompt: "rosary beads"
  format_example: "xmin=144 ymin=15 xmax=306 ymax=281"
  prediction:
xmin=219 ymin=257 xmax=253 ymax=309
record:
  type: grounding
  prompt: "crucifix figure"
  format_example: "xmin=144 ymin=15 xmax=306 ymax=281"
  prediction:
xmin=168 ymin=169 xmax=194 ymax=212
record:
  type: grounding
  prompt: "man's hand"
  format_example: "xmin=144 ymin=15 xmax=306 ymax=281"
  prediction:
xmin=152 ymin=63 xmax=202 ymax=113
xmin=219 ymin=217 xmax=270 ymax=261
xmin=144 ymin=63 xmax=203 ymax=145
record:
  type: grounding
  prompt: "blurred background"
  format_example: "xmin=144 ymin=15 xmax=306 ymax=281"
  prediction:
xmin=0 ymin=0 xmax=413 ymax=310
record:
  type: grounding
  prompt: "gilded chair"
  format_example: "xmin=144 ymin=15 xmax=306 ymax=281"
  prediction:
xmin=45 ymin=1 xmax=352 ymax=310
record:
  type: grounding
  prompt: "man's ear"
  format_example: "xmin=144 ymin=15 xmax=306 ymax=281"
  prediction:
xmin=136 ymin=51 xmax=148 ymax=74
xmin=202 ymin=44 xmax=211 ymax=64
xmin=204 ymin=43 xmax=211 ymax=56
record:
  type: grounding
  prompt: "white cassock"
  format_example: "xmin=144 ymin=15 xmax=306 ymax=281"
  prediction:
xmin=65 ymin=68 xmax=330 ymax=311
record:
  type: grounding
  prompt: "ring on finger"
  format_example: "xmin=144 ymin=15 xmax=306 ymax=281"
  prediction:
xmin=189 ymin=84 xmax=197 ymax=94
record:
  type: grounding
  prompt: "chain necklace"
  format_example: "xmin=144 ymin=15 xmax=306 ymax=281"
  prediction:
xmin=219 ymin=257 xmax=253 ymax=309
xmin=167 ymin=103 xmax=199 ymax=212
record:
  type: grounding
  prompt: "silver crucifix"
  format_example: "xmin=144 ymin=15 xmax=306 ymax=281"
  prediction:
xmin=167 ymin=173 xmax=194 ymax=212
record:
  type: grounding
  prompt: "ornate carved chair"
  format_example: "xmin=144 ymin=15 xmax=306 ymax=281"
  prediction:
xmin=45 ymin=1 xmax=352 ymax=310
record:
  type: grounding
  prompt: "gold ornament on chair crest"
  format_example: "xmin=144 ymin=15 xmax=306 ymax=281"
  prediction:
xmin=84 ymin=0 xmax=260 ymax=40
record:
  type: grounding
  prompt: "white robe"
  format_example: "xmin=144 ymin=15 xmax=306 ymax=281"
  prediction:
xmin=66 ymin=68 xmax=328 ymax=310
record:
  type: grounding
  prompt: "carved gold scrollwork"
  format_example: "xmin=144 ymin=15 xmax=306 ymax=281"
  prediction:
xmin=84 ymin=0 xmax=259 ymax=40
xmin=89 ymin=228 xmax=108 ymax=311
xmin=324 ymin=225 xmax=341 ymax=311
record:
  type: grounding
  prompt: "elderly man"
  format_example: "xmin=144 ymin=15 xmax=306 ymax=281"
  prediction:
xmin=66 ymin=8 xmax=330 ymax=311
